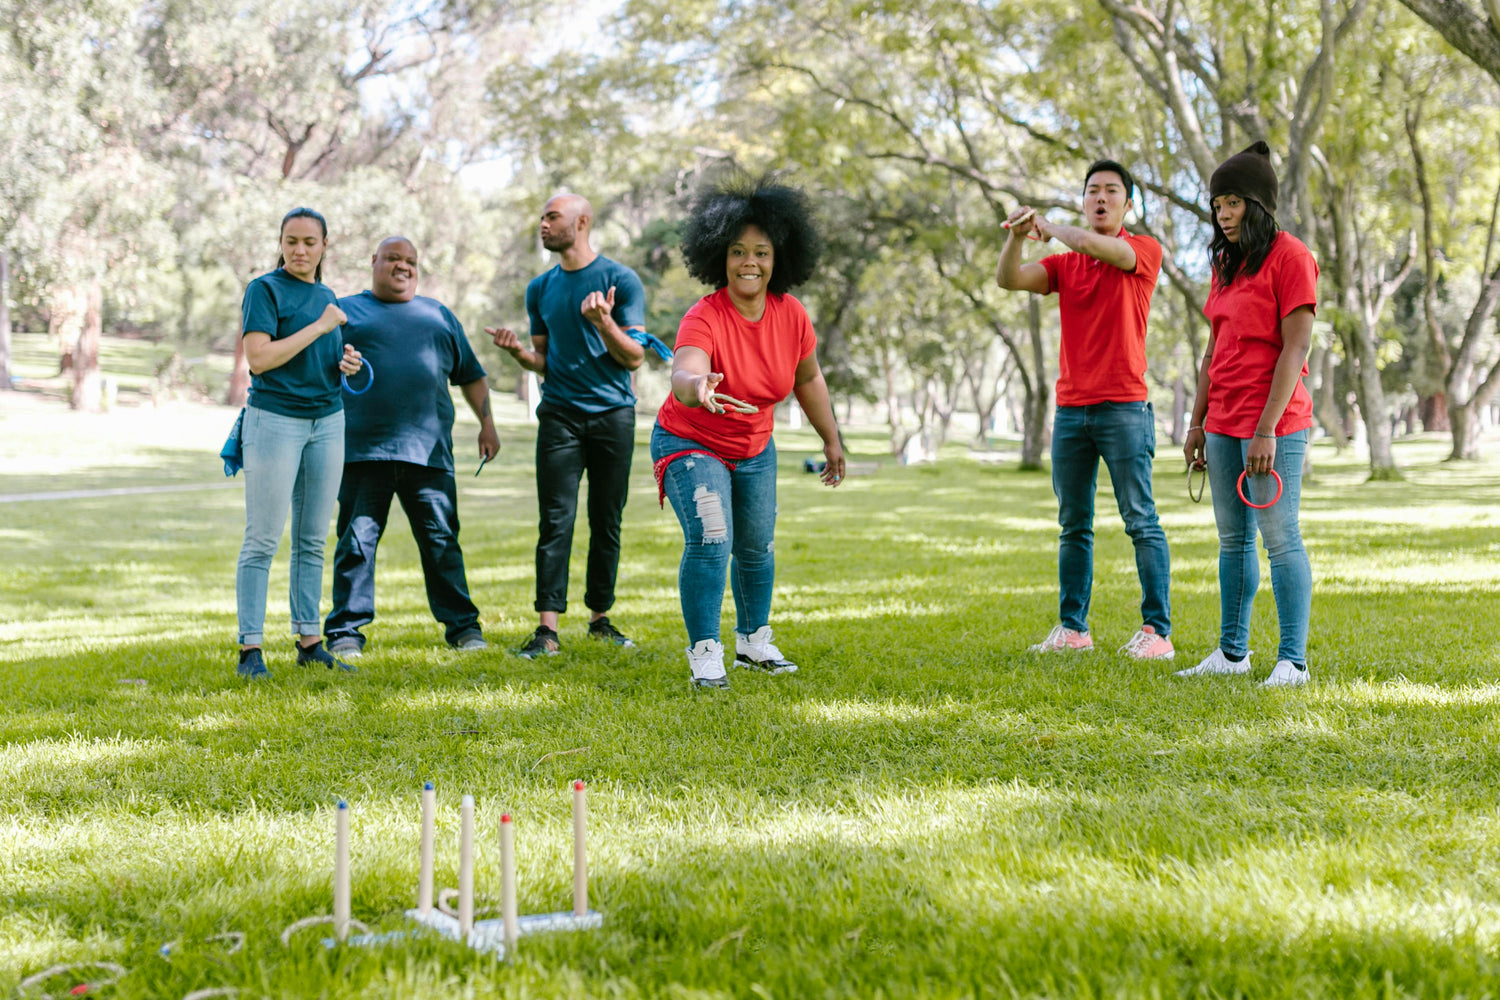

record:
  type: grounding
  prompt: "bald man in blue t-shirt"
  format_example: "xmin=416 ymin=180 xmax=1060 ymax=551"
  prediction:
xmin=324 ymin=236 xmax=500 ymax=656
xmin=488 ymin=193 xmax=666 ymax=659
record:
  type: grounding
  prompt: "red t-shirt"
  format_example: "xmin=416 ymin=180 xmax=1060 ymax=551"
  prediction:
xmin=1203 ymin=231 xmax=1318 ymax=438
xmin=1039 ymin=231 xmax=1162 ymax=406
xmin=656 ymin=289 xmax=817 ymax=460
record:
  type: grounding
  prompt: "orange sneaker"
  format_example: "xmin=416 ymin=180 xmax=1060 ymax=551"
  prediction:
xmin=1119 ymin=625 xmax=1175 ymax=660
xmin=1028 ymin=625 xmax=1094 ymax=653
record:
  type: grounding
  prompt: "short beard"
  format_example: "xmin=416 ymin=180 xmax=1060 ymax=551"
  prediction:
xmin=542 ymin=232 xmax=574 ymax=253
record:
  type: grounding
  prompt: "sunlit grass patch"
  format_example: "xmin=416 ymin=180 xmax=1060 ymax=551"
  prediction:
xmin=5 ymin=405 xmax=1500 ymax=996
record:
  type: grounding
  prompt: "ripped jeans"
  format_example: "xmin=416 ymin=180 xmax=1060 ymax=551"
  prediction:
xmin=650 ymin=425 xmax=777 ymax=645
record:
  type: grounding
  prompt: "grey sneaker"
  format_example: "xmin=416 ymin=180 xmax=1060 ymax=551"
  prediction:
xmin=327 ymin=635 xmax=364 ymax=659
xmin=517 ymin=627 xmax=560 ymax=659
xmin=451 ymin=630 xmax=488 ymax=652
xmin=236 ymin=648 xmax=270 ymax=680
xmin=587 ymin=616 xmax=635 ymax=648
xmin=297 ymin=642 xmax=358 ymax=673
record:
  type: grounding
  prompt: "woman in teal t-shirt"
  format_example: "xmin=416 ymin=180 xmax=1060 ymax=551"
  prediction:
xmin=234 ymin=207 xmax=363 ymax=680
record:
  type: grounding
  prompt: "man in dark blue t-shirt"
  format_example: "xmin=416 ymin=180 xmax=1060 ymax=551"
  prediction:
xmin=325 ymin=236 xmax=501 ymax=655
xmin=488 ymin=193 xmax=659 ymax=658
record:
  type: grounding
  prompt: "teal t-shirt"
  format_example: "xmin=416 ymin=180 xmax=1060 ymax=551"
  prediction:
xmin=241 ymin=269 xmax=343 ymax=419
xmin=338 ymin=291 xmax=486 ymax=472
xmin=525 ymin=256 xmax=647 ymax=413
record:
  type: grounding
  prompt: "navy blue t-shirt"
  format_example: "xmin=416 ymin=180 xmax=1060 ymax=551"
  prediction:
xmin=241 ymin=269 xmax=343 ymax=419
xmin=525 ymin=256 xmax=647 ymax=413
xmin=338 ymin=291 xmax=487 ymax=472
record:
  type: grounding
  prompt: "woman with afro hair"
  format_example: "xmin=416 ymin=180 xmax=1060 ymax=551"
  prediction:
xmin=650 ymin=175 xmax=845 ymax=689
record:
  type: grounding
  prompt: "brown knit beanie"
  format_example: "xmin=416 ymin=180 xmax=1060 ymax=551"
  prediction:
xmin=1209 ymin=141 xmax=1278 ymax=215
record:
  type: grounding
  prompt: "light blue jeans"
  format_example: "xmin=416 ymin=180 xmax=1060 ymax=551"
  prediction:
xmin=236 ymin=406 xmax=345 ymax=645
xmin=651 ymin=425 xmax=778 ymax=645
xmin=1205 ymin=428 xmax=1311 ymax=666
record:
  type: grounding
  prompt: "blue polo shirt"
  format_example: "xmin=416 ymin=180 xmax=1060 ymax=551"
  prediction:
xmin=337 ymin=291 xmax=487 ymax=473
xmin=525 ymin=256 xmax=647 ymax=413
xmin=241 ymin=269 xmax=343 ymax=419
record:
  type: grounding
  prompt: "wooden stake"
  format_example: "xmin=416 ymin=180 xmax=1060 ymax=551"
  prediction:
xmin=334 ymin=801 xmax=351 ymax=942
xmin=572 ymin=781 xmax=587 ymax=917
xmin=501 ymin=813 xmax=518 ymax=952
xmin=418 ymin=782 xmax=435 ymax=914
xmin=459 ymin=795 xmax=474 ymax=937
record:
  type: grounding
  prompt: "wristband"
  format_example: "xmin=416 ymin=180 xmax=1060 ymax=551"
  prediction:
xmin=1253 ymin=431 xmax=1275 ymax=440
xmin=1188 ymin=424 xmax=1204 ymax=432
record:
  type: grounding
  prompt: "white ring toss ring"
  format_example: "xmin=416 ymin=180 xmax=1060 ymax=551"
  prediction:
xmin=708 ymin=392 xmax=757 ymax=414
xmin=17 ymin=961 xmax=128 ymax=997
xmin=279 ymin=914 xmax=370 ymax=947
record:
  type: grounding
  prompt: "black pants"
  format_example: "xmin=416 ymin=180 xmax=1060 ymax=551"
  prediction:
xmin=535 ymin=402 xmax=635 ymax=614
xmin=325 ymin=461 xmax=481 ymax=646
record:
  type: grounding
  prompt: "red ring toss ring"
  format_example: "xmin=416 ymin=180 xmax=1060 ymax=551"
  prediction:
xmin=1236 ymin=469 xmax=1283 ymax=509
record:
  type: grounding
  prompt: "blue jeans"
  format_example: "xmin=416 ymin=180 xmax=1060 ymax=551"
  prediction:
xmin=1205 ymin=428 xmax=1311 ymax=666
xmin=325 ymin=461 xmax=480 ymax=647
xmin=651 ymin=425 xmax=778 ymax=645
xmin=1051 ymin=402 xmax=1171 ymax=635
xmin=236 ymin=406 xmax=345 ymax=645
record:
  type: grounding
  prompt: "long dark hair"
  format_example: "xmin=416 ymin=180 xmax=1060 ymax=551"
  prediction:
xmin=276 ymin=207 xmax=329 ymax=284
xmin=680 ymin=174 xmax=821 ymax=294
xmin=1209 ymin=198 xmax=1278 ymax=287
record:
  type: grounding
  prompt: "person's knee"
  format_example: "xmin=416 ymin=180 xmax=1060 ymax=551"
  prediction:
xmin=689 ymin=484 xmax=729 ymax=543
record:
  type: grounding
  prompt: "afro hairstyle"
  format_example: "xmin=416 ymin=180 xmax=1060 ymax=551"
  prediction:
xmin=679 ymin=173 xmax=822 ymax=295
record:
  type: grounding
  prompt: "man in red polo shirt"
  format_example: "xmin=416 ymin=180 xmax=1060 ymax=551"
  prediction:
xmin=996 ymin=159 xmax=1174 ymax=660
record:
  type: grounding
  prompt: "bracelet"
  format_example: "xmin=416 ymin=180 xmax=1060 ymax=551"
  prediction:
xmin=1188 ymin=424 xmax=1204 ymax=432
xmin=1253 ymin=431 xmax=1276 ymax=439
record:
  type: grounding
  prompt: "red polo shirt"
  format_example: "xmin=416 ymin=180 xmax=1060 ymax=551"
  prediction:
xmin=656 ymin=289 xmax=817 ymax=461
xmin=1203 ymin=231 xmax=1318 ymax=438
xmin=1039 ymin=230 xmax=1162 ymax=406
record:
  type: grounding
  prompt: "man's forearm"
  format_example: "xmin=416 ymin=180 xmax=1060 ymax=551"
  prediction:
xmin=462 ymin=379 xmax=494 ymax=424
xmin=1045 ymin=224 xmax=1136 ymax=271
xmin=594 ymin=316 xmax=645 ymax=370
xmin=996 ymin=234 xmax=1026 ymax=289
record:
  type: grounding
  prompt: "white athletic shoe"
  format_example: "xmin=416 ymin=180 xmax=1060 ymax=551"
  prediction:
xmin=1262 ymin=660 xmax=1309 ymax=687
xmin=687 ymin=639 xmax=729 ymax=689
xmin=1174 ymin=648 xmax=1251 ymax=677
xmin=734 ymin=626 xmax=799 ymax=674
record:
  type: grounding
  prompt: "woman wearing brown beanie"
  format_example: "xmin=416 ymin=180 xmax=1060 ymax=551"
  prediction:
xmin=1177 ymin=142 xmax=1317 ymax=688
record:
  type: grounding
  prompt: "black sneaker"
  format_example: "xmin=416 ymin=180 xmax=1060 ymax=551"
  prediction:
xmin=587 ymin=616 xmax=636 ymax=648
xmin=236 ymin=648 xmax=270 ymax=680
xmin=297 ymin=642 xmax=358 ymax=673
xmin=517 ymin=627 xmax=560 ymax=659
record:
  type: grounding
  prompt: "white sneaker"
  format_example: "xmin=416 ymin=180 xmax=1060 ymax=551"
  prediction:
xmin=687 ymin=639 xmax=729 ymax=689
xmin=734 ymin=626 xmax=798 ymax=674
xmin=1262 ymin=660 xmax=1309 ymax=687
xmin=1174 ymin=648 xmax=1251 ymax=677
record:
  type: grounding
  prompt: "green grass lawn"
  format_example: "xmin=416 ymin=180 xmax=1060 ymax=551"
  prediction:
xmin=4 ymin=388 xmax=1500 ymax=998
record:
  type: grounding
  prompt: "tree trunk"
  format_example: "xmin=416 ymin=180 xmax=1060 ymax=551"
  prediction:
xmin=1447 ymin=399 xmax=1482 ymax=460
xmin=70 ymin=278 xmax=102 ymax=413
xmin=1169 ymin=374 xmax=1186 ymax=446
xmin=1351 ymin=314 xmax=1400 ymax=478
xmin=0 ymin=249 xmax=11 ymax=392
xmin=1019 ymin=295 xmax=1050 ymax=470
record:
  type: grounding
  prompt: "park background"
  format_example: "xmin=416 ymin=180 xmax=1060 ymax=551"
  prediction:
xmin=6 ymin=0 xmax=1500 ymax=997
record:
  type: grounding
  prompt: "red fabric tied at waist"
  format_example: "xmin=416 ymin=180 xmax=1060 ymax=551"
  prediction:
xmin=653 ymin=449 xmax=737 ymax=508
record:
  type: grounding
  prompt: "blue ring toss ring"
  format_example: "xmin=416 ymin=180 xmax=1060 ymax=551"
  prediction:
xmin=342 ymin=357 xmax=374 ymax=395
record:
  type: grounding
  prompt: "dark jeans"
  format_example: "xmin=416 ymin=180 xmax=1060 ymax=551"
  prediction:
xmin=324 ymin=461 xmax=480 ymax=646
xmin=1051 ymin=401 xmax=1172 ymax=636
xmin=535 ymin=402 xmax=635 ymax=614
